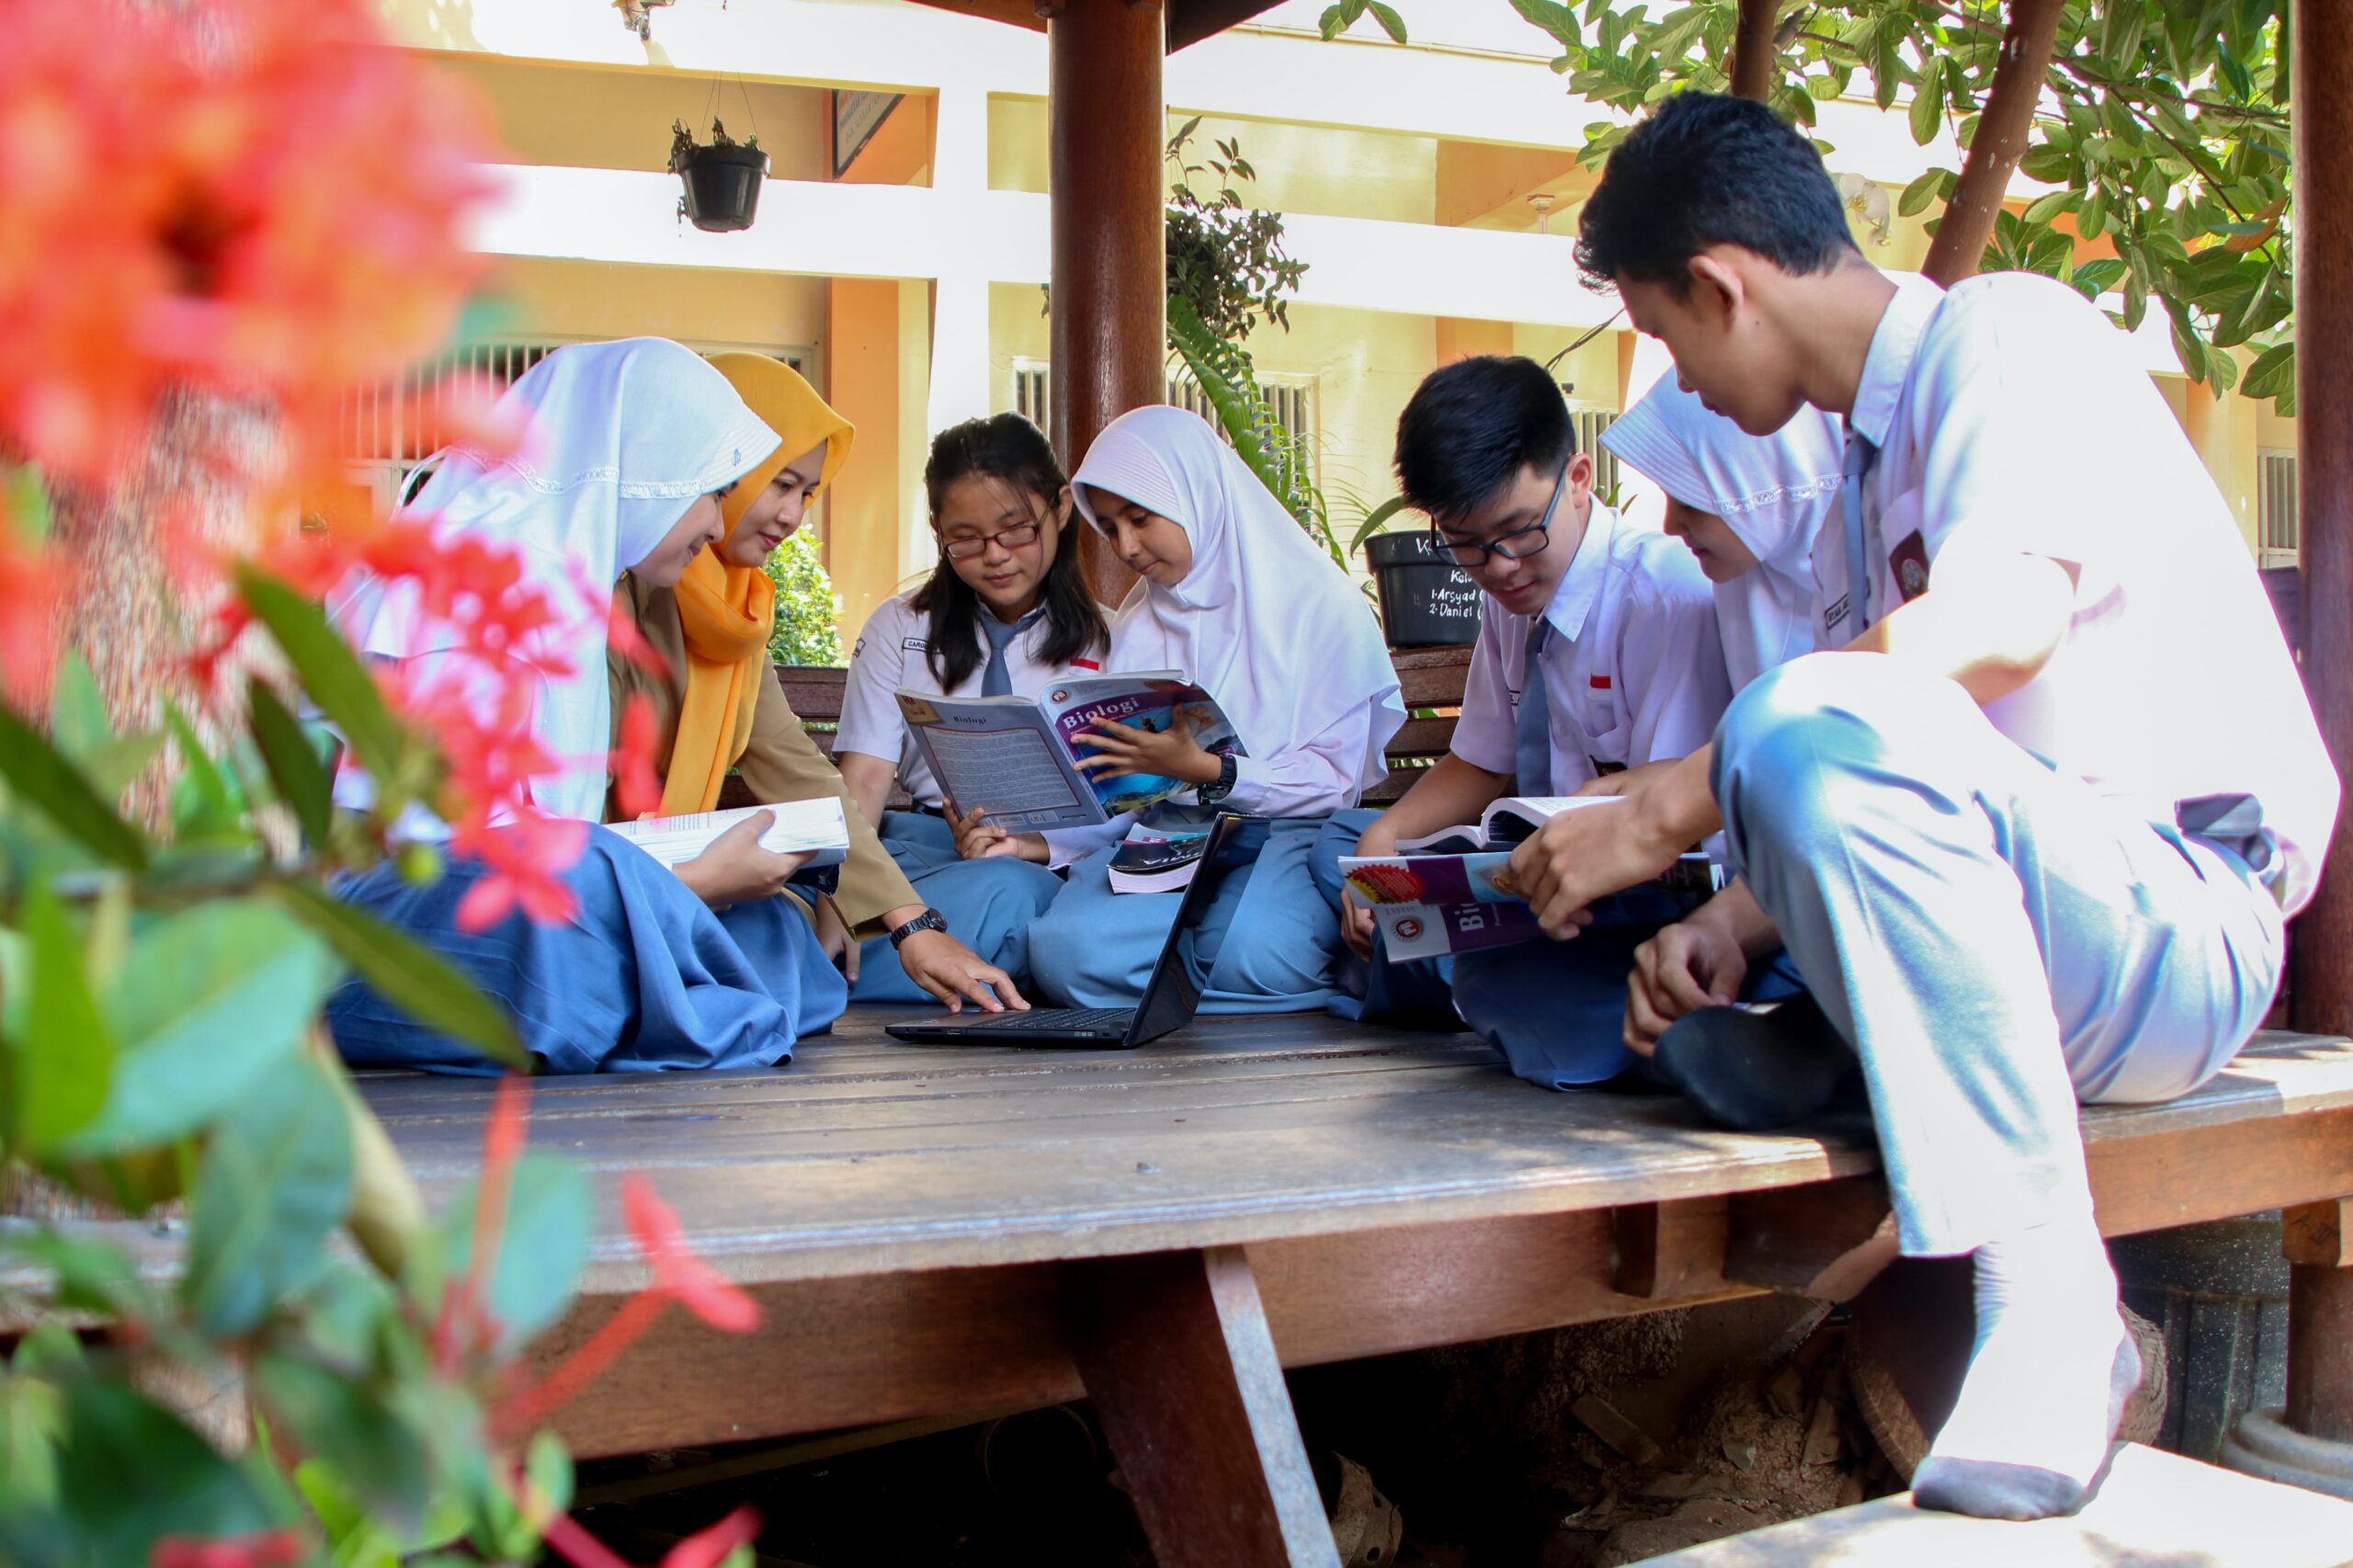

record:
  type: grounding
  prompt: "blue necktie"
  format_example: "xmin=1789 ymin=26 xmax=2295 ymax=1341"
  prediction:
xmin=1837 ymin=432 xmax=1881 ymax=638
xmin=1513 ymin=617 xmax=1553 ymax=796
xmin=980 ymin=608 xmax=1041 ymax=698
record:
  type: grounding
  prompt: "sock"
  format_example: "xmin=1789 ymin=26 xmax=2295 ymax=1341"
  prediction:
xmin=1912 ymin=1211 xmax=2141 ymax=1521
xmin=1652 ymin=991 xmax=1856 ymax=1131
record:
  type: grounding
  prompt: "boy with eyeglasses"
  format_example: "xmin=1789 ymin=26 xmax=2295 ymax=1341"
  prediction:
xmin=1311 ymin=353 xmax=1746 ymax=1087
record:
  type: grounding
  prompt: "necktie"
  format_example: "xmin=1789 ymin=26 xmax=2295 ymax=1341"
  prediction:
xmin=1513 ymin=617 xmax=1553 ymax=796
xmin=980 ymin=608 xmax=1042 ymax=698
xmin=1837 ymin=431 xmax=1881 ymax=638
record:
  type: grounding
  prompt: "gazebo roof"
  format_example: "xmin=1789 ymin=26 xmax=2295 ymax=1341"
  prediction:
xmin=903 ymin=0 xmax=1289 ymax=52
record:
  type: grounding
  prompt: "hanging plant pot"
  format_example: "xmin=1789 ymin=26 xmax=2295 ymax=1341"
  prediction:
xmin=1364 ymin=531 xmax=1481 ymax=649
xmin=669 ymin=119 xmax=767 ymax=233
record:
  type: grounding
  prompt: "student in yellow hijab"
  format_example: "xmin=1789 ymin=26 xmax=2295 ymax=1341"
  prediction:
xmin=608 ymin=352 xmax=1029 ymax=1017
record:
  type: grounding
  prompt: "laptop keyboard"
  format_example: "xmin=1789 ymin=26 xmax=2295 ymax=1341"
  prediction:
xmin=949 ymin=1007 xmax=1134 ymax=1032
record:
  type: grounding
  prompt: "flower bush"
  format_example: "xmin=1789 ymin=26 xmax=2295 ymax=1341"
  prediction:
xmin=0 ymin=4 xmax=763 ymax=1564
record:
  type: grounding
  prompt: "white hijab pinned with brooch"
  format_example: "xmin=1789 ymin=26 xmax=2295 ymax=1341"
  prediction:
xmin=332 ymin=337 xmax=779 ymax=824
xmin=1072 ymin=405 xmax=1405 ymax=795
xmin=1602 ymin=380 xmax=1847 ymax=691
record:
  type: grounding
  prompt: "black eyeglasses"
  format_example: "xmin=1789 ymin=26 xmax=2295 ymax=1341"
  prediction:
xmin=1432 ymin=461 xmax=1569 ymax=568
xmin=941 ymin=520 xmax=1042 ymax=562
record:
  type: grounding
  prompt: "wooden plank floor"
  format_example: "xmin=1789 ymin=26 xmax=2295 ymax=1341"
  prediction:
xmin=358 ymin=1017 xmax=2353 ymax=1293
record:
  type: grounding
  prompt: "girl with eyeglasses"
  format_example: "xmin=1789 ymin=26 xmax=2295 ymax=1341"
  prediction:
xmin=832 ymin=413 xmax=1108 ymax=1003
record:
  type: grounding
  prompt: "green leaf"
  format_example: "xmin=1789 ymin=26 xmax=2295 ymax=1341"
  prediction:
xmin=2243 ymin=340 xmax=2296 ymax=401
xmin=432 ymin=1153 xmax=590 ymax=1357
xmin=2217 ymin=43 xmax=2253 ymax=101
xmin=1897 ymin=169 xmax=1944 ymax=218
xmin=2022 ymin=189 xmax=2075 ymax=225
xmin=1508 ymin=0 xmax=1581 ymax=47
xmin=269 ymin=881 xmax=527 ymax=1070
xmin=183 ymin=1052 xmax=354 ymax=1336
xmin=0 ymin=1370 xmax=63 ymax=1512
xmin=0 ymin=703 xmax=149 ymax=871
xmin=54 ymin=1381 xmax=288 ymax=1563
xmin=1317 ymin=3 xmax=1347 ymax=40
xmin=165 ymin=699 xmax=242 ymax=840
xmin=13 ymin=879 xmax=113 ymax=1156
xmin=46 ymin=653 xmax=110 ymax=762
xmin=252 ymin=1354 xmax=428 ymax=1533
xmin=2097 ymin=0 xmax=2146 ymax=67
xmin=1 ymin=465 xmax=50 ymax=546
xmin=233 ymin=565 xmax=406 ymax=787
xmin=1367 ymin=0 xmax=1406 ymax=42
xmin=247 ymin=679 xmax=335 ymax=848
xmin=59 ymin=900 xmax=337 ymax=1156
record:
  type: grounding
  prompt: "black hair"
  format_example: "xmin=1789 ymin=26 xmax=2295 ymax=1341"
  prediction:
xmin=1574 ymin=92 xmax=1859 ymax=294
xmin=913 ymin=412 xmax=1108 ymax=691
xmin=1393 ymin=356 xmax=1574 ymax=522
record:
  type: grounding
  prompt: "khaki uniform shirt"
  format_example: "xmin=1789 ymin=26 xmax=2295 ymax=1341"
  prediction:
xmin=607 ymin=574 xmax=920 ymax=931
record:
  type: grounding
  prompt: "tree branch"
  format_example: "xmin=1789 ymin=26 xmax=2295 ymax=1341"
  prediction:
xmin=1923 ymin=0 xmax=2066 ymax=286
xmin=1731 ymin=0 xmax=1780 ymax=100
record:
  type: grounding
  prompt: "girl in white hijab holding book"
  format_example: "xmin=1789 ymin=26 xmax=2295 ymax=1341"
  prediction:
xmin=988 ymin=405 xmax=1406 ymax=1011
xmin=326 ymin=338 xmax=850 ymax=1074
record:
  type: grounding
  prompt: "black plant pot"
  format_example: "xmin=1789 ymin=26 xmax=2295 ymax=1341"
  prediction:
xmin=676 ymin=142 xmax=767 ymax=233
xmin=1364 ymin=531 xmax=1481 ymax=648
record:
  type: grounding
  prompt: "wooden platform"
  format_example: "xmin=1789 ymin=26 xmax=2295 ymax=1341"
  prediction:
xmin=1647 ymin=1442 xmax=2353 ymax=1566
xmin=354 ymin=1019 xmax=2353 ymax=1547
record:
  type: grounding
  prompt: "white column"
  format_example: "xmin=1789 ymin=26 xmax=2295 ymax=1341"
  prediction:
xmin=925 ymin=86 xmax=995 ymax=451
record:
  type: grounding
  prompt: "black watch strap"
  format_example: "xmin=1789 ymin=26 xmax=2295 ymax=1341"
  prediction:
xmin=1199 ymin=751 xmax=1240 ymax=805
xmin=889 ymin=909 xmax=949 ymax=949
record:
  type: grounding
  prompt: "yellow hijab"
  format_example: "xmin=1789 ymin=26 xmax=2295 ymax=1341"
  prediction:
xmin=660 ymin=354 xmax=855 ymax=814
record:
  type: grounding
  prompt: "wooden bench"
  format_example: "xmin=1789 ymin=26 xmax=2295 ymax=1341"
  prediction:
xmin=355 ymin=1017 xmax=2353 ymax=1568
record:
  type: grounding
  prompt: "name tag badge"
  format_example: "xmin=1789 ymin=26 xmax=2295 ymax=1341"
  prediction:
xmin=1824 ymin=594 xmax=1851 ymax=634
xmin=1890 ymin=529 xmax=1931 ymax=602
xmin=901 ymin=636 xmax=931 ymax=653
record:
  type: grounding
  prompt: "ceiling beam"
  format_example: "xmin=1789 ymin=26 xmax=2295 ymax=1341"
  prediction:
xmin=898 ymin=0 xmax=1289 ymax=54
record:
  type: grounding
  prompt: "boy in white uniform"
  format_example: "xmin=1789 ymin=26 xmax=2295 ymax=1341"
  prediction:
xmin=1315 ymin=355 xmax=1743 ymax=1085
xmin=1540 ymin=93 xmax=2337 ymax=1520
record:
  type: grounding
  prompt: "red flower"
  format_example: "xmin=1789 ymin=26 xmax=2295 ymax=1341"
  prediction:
xmin=453 ymin=811 xmax=587 ymax=932
xmin=600 ymin=584 xmax=675 ymax=683
xmin=151 ymin=1530 xmax=307 ymax=1568
xmin=620 ymin=1173 xmax=761 ymax=1334
xmin=610 ymin=695 xmax=665 ymax=822
xmin=0 ymin=515 xmax=68 ymax=713
xmin=0 ymin=0 xmax=500 ymax=486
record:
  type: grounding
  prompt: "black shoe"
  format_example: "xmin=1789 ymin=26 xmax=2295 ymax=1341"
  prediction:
xmin=1654 ymin=991 xmax=1857 ymax=1131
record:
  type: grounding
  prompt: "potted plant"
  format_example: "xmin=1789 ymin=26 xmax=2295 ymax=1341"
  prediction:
xmin=669 ymin=118 xmax=767 ymax=233
xmin=1354 ymin=502 xmax=1481 ymax=649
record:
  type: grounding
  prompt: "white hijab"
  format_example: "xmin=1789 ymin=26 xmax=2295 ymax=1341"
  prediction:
xmin=333 ymin=337 xmax=779 ymax=823
xmin=1601 ymin=381 xmax=1846 ymax=690
xmin=1072 ymin=406 xmax=1405 ymax=793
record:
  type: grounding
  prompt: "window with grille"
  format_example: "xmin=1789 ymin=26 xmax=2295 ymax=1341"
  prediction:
xmin=342 ymin=339 xmax=811 ymax=506
xmin=1570 ymin=407 xmax=1618 ymax=499
xmin=2259 ymin=449 xmax=2299 ymax=567
xmin=1009 ymin=361 xmax=1317 ymax=488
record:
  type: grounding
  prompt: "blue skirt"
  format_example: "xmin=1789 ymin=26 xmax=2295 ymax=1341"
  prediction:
xmin=326 ymin=824 xmax=847 ymax=1075
xmin=849 ymin=811 xmax=1065 ymax=1005
xmin=1027 ymin=821 xmax=1343 ymax=1014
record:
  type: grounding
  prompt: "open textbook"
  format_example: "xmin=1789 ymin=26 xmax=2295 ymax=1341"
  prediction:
xmin=1340 ymin=797 xmax=1723 ymax=960
xmin=607 ymin=798 xmax=850 ymax=871
xmin=895 ymin=673 xmax=1243 ymax=831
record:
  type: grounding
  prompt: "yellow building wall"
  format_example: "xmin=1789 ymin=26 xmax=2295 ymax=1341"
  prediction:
xmin=489 ymin=256 xmax=827 ymax=354
xmin=431 ymin=54 xmax=829 ymax=179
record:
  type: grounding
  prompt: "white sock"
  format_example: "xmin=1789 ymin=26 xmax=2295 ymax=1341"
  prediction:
xmin=1917 ymin=1211 xmax=2136 ymax=1514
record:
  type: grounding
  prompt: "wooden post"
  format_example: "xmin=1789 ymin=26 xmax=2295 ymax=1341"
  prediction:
xmin=1728 ymin=0 xmax=1779 ymax=103
xmin=1919 ymin=0 xmax=2064 ymax=287
xmin=2291 ymin=0 xmax=2353 ymax=1039
xmin=1045 ymin=0 xmax=1165 ymax=604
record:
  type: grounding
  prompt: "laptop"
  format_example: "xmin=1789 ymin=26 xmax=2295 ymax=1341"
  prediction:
xmin=884 ymin=812 xmax=1284 ymax=1048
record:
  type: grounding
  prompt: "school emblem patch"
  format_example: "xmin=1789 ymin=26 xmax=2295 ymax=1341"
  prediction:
xmin=1891 ymin=530 xmax=1931 ymax=602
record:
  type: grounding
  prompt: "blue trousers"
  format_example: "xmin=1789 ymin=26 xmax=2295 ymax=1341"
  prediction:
xmin=1717 ymin=654 xmax=2284 ymax=1256
xmin=1028 ymin=822 xmax=1343 ymax=1013
xmin=326 ymin=824 xmax=847 ymax=1075
xmin=850 ymin=812 xmax=1066 ymax=1004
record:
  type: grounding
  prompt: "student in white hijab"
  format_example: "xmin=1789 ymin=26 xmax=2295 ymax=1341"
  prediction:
xmin=1599 ymin=378 xmax=1845 ymax=691
xmin=1596 ymin=376 xmax=1847 ymax=1075
xmin=324 ymin=338 xmax=850 ymax=1074
xmin=1006 ymin=405 xmax=1406 ymax=1012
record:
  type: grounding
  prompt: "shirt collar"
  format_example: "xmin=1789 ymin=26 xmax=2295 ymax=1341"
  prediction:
xmin=1542 ymin=501 xmax=1617 ymax=642
xmin=1847 ymin=272 xmax=1946 ymax=451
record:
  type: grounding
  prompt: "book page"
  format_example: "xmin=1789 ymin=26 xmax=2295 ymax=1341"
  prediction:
xmin=923 ymin=725 xmax=1088 ymax=823
xmin=608 ymin=799 xmax=848 ymax=869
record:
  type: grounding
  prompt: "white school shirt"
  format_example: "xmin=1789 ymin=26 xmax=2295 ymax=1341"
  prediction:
xmin=1451 ymin=502 xmax=1733 ymax=791
xmin=1815 ymin=269 xmax=2338 ymax=915
xmin=835 ymin=589 xmax=1104 ymax=809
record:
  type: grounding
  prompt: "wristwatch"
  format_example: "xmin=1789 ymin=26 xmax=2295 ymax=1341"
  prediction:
xmin=888 ymin=908 xmax=949 ymax=949
xmin=1198 ymin=752 xmax=1240 ymax=806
